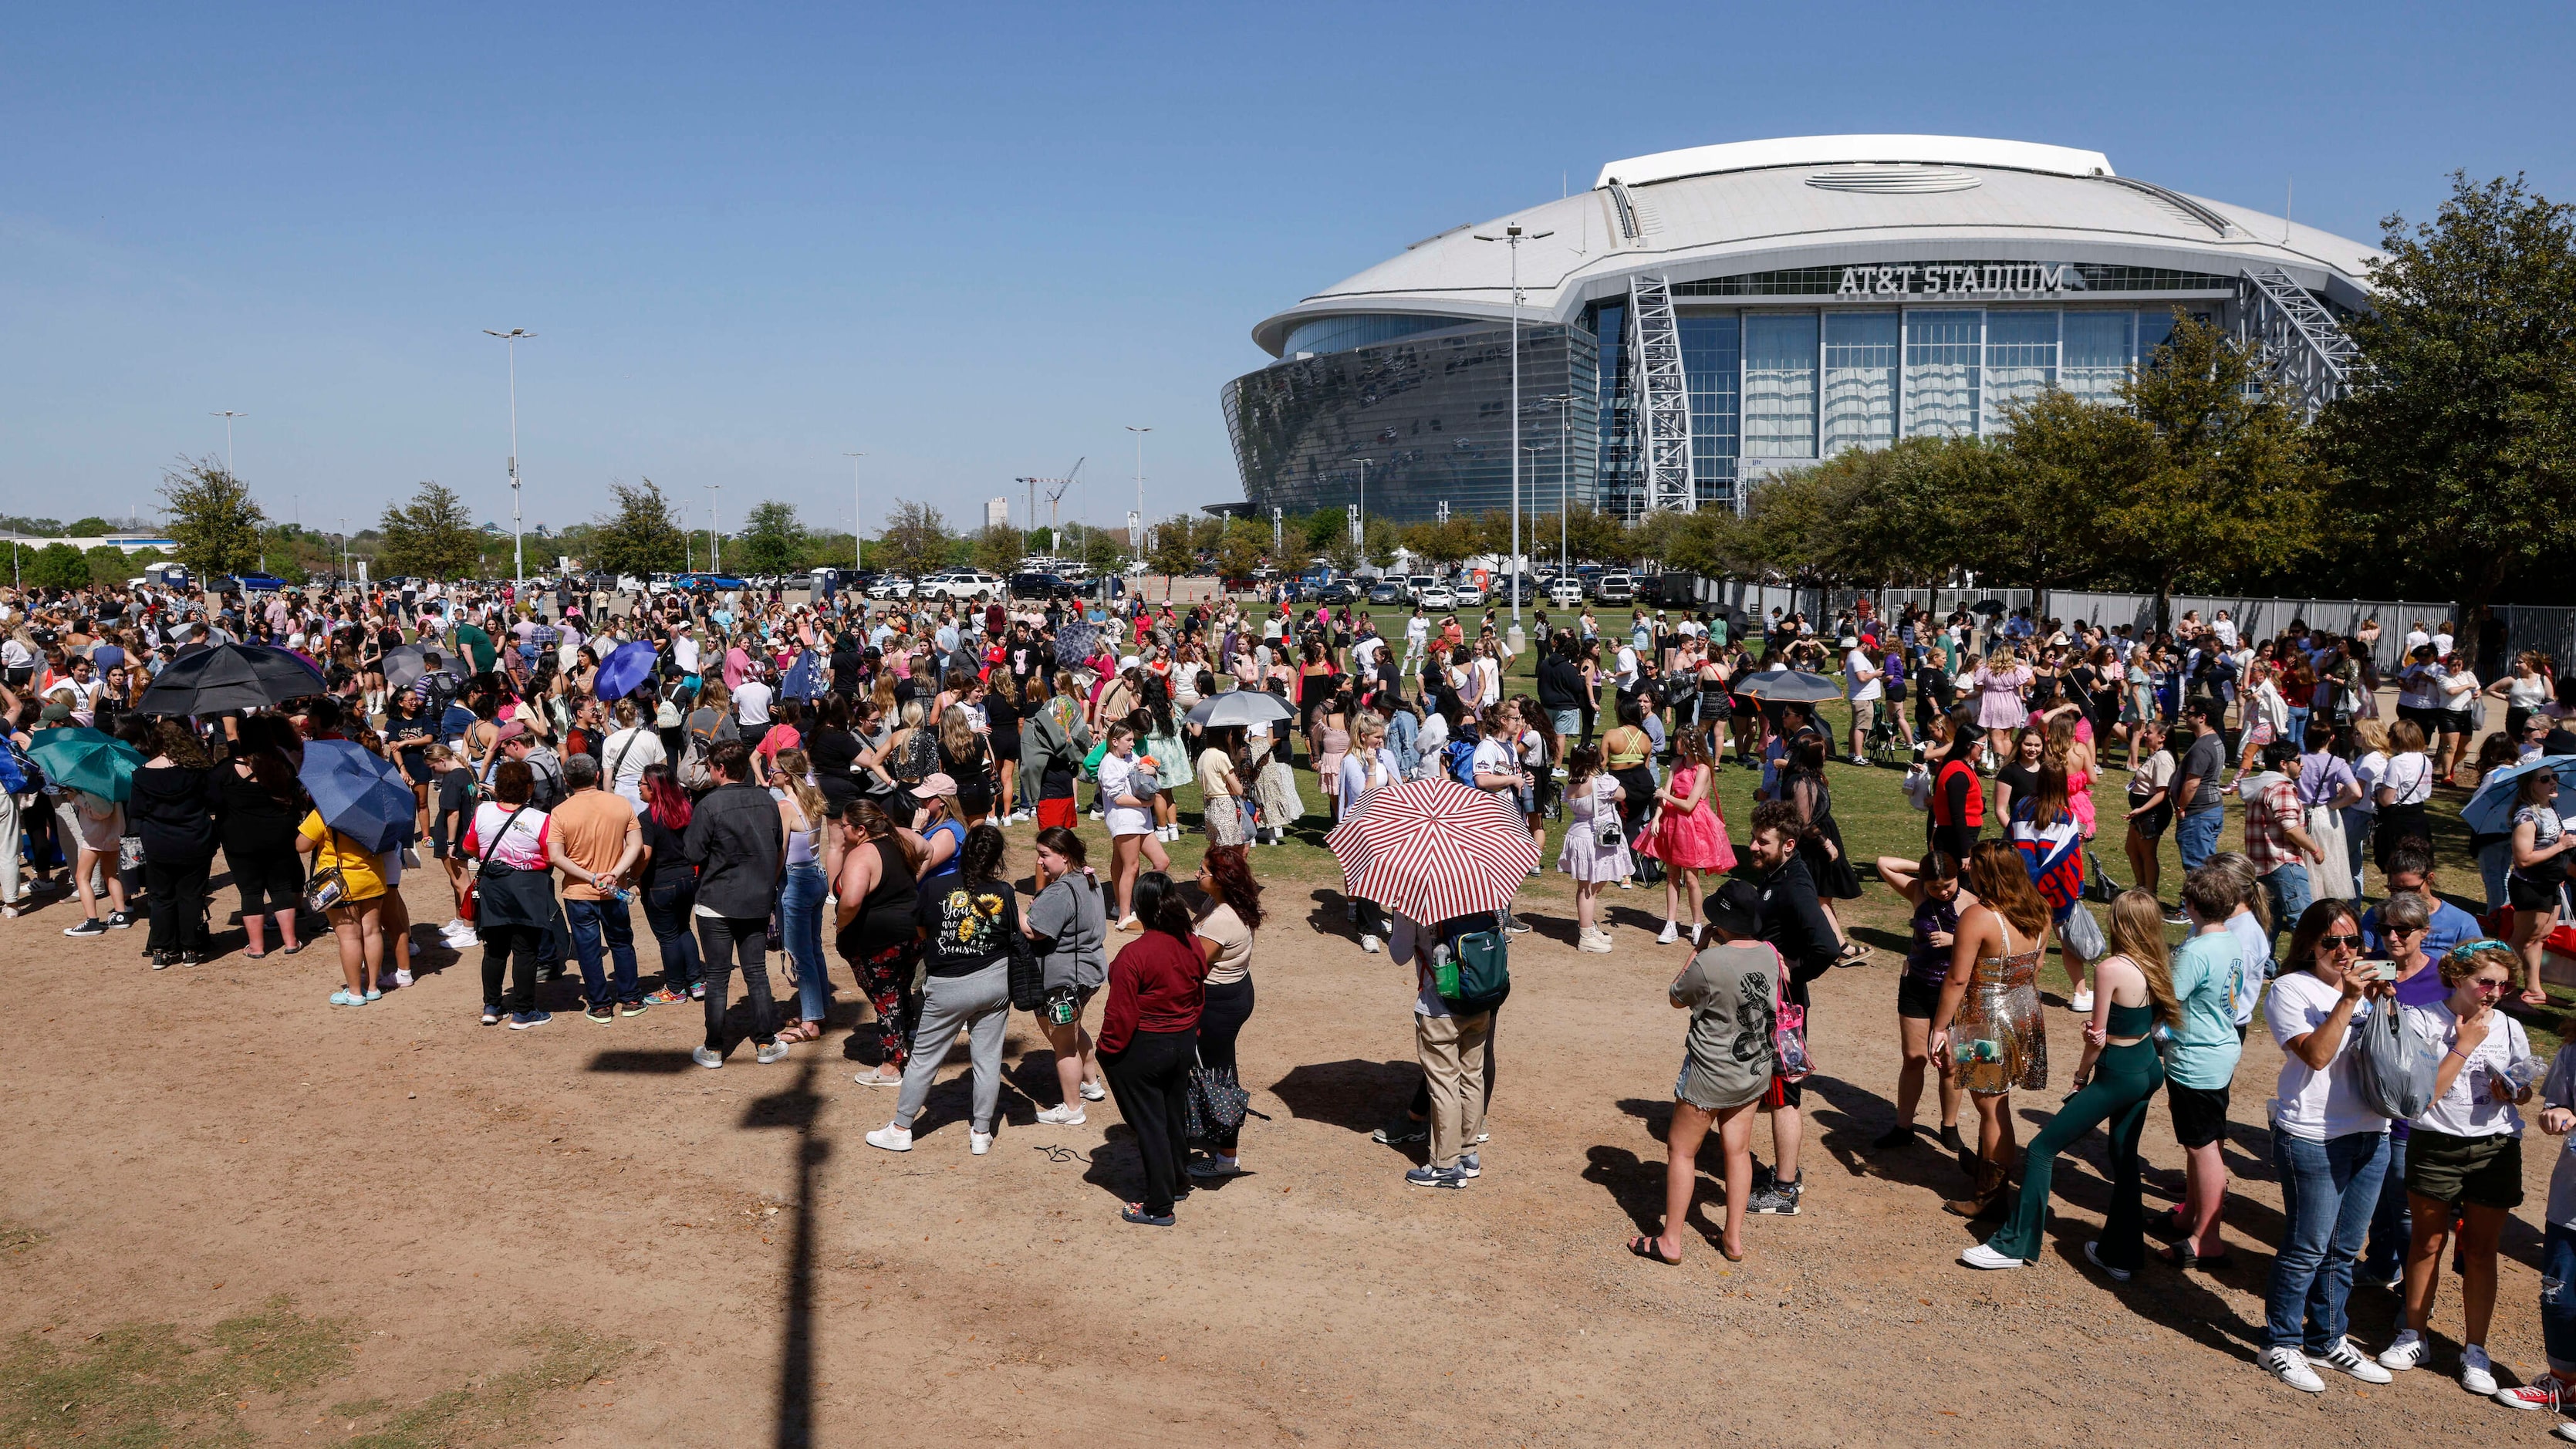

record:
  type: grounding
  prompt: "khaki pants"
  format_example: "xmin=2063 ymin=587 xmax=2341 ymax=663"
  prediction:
xmin=1416 ymin=1009 xmax=1492 ymax=1170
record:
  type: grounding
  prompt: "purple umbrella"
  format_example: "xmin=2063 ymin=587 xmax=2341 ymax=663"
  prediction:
xmin=593 ymin=640 xmax=661 ymax=701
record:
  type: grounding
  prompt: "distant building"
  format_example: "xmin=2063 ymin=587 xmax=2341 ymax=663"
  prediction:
xmin=985 ymin=498 xmax=1010 ymax=529
xmin=0 ymin=532 xmax=177 ymax=554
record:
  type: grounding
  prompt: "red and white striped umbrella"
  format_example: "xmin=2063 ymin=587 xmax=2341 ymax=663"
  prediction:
xmin=1325 ymin=777 xmax=1541 ymax=925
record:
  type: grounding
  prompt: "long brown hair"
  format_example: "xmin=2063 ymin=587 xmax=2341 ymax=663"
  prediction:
xmin=2101 ymin=888 xmax=2180 ymax=1030
xmin=1963 ymin=839 xmax=2049 ymax=940
xmin=1198 ymin=843 xmax=1263 ymax=932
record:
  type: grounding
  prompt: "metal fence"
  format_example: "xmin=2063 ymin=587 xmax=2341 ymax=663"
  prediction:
xmin=2500 ymin=605 xmax=2576 ymax=673
xmin=2039 ymin=593 xmax=2459 ymax=671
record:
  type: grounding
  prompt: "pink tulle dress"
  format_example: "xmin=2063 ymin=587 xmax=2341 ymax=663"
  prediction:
xmin=1641 ymin=765 xmax=1736 ymax=873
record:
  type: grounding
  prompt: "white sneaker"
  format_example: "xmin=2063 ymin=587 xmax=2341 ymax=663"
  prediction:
xmin=690 ymin=1045 xmax=724 ymax=1069
xmin=1035 ymin=1104 xmax=1087 ymax=1126
xmin=2263 ymin=1346 xmax=2327 ymax=1393
xmin=2311 ymin=1337 xmax=2393 ymax=1384
xmin=2378 ymin=1331 xmax=2426 ymax=1372
xmin=1359 ymin=934 xmax=1381 ymax=954
xmin=1579 ymin=929 xmax=1615 ymax=954
xmin=1079 ymin=1080 xmax=1107 ymax=1102
xmin=1959 ymin=1242 xmax=2024 ymax=1271
xmin=2463 ymin=1345 xmax=2500 ymax=1397
xmin=393 ymin=968 xmax=414 ymax=988
xmin=970 ymin=1131 xmax=992 ymax=1156
xmin=865 ymin=1124 xmax=913 ymax=1153
xmin=1655 ymin=921 xmax=1680 ymax=945
xmin=2070 ymin=989 xmax=2095 ymax=1013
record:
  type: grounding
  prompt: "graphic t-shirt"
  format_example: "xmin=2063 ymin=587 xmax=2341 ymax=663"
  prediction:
xmin=1670 ymin=940 xmax=1779 ymax=1108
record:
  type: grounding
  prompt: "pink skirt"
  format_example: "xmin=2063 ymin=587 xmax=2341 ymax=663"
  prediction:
xmin=1642 ymin=803 xmax=1736 ymax=873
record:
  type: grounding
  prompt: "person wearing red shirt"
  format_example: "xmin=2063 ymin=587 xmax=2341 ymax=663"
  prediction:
xmin=1097 ymin=870 xmax=1207 ymax=1226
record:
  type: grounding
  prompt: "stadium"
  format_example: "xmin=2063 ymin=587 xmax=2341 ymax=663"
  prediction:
xmin=1221 ymin=135 xmax=2376 ymax=525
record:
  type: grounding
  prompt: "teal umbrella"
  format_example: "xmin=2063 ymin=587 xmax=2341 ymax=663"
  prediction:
xmin=29 ymin=726 xmax=147 ymax=802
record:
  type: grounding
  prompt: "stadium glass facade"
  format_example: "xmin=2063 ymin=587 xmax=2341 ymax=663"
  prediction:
xmin=1219 ymin=322 xmax=1601 ymax=526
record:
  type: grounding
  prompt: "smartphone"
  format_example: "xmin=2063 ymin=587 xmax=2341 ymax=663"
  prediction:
xmin=2363 ymin=959 xmax=2398 ymax=982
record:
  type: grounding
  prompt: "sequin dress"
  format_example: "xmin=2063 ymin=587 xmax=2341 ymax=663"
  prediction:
xmin=1951 ymin=917 xmax=2048 ymax=1096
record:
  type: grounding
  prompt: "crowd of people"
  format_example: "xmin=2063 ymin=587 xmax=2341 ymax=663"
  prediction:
xmin=5 ymin=569 xmax=2572 ymax=1420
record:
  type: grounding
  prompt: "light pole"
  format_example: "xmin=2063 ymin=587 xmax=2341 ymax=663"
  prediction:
xmin=703 ymin=485 xmax=722 ymax=573
xmin=1350 ymin=458 xmax=1373 ymax=571
xmin=1473 ymin=223 xmax=1551 ymax=645
xmin=1125 ymin=426 xmax=1150 ymax=566
xmin=209 ymin=410 xmax=246 ymax=476
xmin=481 ymin=328 xmax=535 ymax=589
xmin=338 ymin=516 xmax=347 ymax=586
xmin=843 ymin=452 xmax=865 ymax=573
xmin=1538 ymin=391 xmax=1574 ymax=581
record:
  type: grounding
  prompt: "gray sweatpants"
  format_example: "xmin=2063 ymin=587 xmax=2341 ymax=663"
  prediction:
xmin=894 ymin=961 xmax=1011 ymax=1135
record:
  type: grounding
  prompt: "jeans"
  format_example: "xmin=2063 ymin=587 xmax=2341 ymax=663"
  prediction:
xmin=2176 ymin=808 xmax=2223 ymax=873
xmin=2264 ymin=1129 xmax=2391 ymax=1353
xmin=695 ymin=914 xmax=778 ymax=1052
xmin=779 ymin=861 xmax=831 ymax=1022
xmin=2362 ymin=1130 xmax=2412 ymax=1304
xmin=2257 ymin=863 xmax=2311 ymax=966
xmin=564 ymin=896 xmax=641 ymax=1008
xmin=2544 ymin=1224 xmax=2576 ymax=1369
xmin=2341 ymin=806 xmax=2375 ymax=889
xmin=641 ymin=876 xmax=703 ymax=993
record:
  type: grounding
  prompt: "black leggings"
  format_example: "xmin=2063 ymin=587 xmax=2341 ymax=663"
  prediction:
xmin=1197 ymin=978 xmax=1255 ymax=1150
xmin=1101 ymin=1026 xmax=1197 ymax=1216
xmin=143 ymin=853 xmax=214 ymax=953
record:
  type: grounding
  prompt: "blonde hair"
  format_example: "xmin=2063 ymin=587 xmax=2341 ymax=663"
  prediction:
xmin=771 ymin=748 xmax=828 ymax=830
xmin=938 ymin=704 xmax=978 ymax=761
xmin=2101 ymin=889 xmax=2180 ymax=1031
xmin=2387 ymin=718 xmax=2426 ymax=754
xmin=613 ymin=698 xmax=640 ymax=728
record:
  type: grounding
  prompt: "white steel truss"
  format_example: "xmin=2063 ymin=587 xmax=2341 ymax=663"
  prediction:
xmin=2236 ymin=266 xmax=2361 ymax=421
xmin=1629 ymin=275 xmax=1695 ymax=513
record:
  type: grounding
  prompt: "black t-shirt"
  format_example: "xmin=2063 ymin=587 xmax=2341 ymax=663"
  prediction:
xmin=2178 ymin=730 xmax=2228 ymax=815
xmin=913 ymin=876 xmax=1023 ymax=978
xmin=640 ymin=811 xmax=696 ymax=887
xmin=1995 ymin=762 xmax=2038 ymax=812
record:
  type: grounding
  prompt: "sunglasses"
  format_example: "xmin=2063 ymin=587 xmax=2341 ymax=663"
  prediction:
xmin=2387 ymin=924 xmax=2426 ymax=937
xmin=2316 ymin=934 xmax=2364 ymax=950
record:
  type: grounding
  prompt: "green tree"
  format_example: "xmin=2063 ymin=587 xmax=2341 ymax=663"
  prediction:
xmin=971 ymin=523 xmax=1023 ymax=575
xmin=157 ymin=458 xmax=266 ymax=580
xmin=1147 ymin=513 xmax=1197 ymax=576
xmin=877 ymin=499 xmax=954 ymax=578
xmin=735 ymin=499 xmax=806 ymax=576
xmin=376 ymin=481 xmax=483 ymax=581
xmin=26 ymin=543 xmax=88 ymax=589
xmin=1401 ymin=516 xmax=1474 ymax=569
xmin=2010 ymin=316 xmax=2321 ymax=623
xmin=2316 ymin=172 xmax=2576 ymax=617
xmin=63 ymin=516 xmax=117 ymax=538
xmin=1214 ymin=518 xmax=1268 ymax=578
xmin=84 ymin=545 xmax=132 ymax=587
xmin=589 ymin=478 xmax=688 ymax=578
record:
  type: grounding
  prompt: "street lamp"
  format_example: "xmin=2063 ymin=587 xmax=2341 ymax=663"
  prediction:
xmin=1537 ymin=391 xmax=1574 ymax=581
xmin=209 ymin=410 xmax=246 ymax=476
xmin=1351 ymin=457 xmax=1373 ymax=568
xmin=703 ymin=484 xmax=722 ymax=573
xmin=843 ymin=452 xmax=865 ymax=573
xmin=481 ymin=328 xmax=535 ymax=589
xmin=1473 ymin=223 xmax=1551 ymax=647
xmin=1125 ymin=426 xmax=1150 ymax=565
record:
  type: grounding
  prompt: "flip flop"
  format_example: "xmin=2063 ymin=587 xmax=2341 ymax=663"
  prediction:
xmin=1627 ymin=1235 xmax=1682 ymax=1266
xmin=1718 ymin=1241 xmax=1746 ymax=1263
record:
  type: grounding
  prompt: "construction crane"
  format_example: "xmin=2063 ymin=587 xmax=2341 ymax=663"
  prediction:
xmin=1015 ymin=457 xmax=1085 ymax=533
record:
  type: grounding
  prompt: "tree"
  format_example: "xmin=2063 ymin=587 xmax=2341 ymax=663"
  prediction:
xmin=1214 ymin=518 xmax=1268 ymax=578
xmin=589 ymin=478 xmax=688 ymax=578
xmin=84 ymin=545 xmax=132 ymax=587
xmin=1401 ymin=515 xmax=1473 ymax=569
xmin=971 ymin=523 xmax=1023 ymax=575
xmin=877 ymin=500 xmax=954 ymax=578
xmin=26 ymin=543 xmax=88 ymax=589
xmin=157 ymin=458 xmax=266 ymax=580
xmin=2012 ymin=316 xmax=2322 ymax=625
xmin=1074 ymin=524 xmax=1126 ymax=575
xmin=735 ymin=499 xmax=806 ymax=576
xmin=63 ymin=516 xmax=117 ymax=538
xmin=376 ymin=481 xmax=483 ymax=581
xmin=1148 ymin=513 xmax=1198 ymax=576
xmin=2317 ymin=172 xmax=2576 ymax=620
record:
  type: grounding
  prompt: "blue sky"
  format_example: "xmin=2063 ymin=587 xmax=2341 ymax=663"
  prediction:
xmin=4 ymin=2 xmax=2566 ymax=539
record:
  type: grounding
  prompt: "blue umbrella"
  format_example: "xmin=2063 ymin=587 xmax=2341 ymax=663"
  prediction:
xmin=2462 ymin=755 xmax=2576 ymax=836
xmin=594 ymin=640 xmax=660 ymax=701
xmin=781 ymin=648 xmax=822 ymax=701
xmin=298 ymin=739 xmax=417 ymax=854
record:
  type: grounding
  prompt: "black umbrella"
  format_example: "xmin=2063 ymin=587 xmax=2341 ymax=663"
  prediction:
xmin=1970 ymin=600 xmax=2009 ymax=617
xmin=135 ymin=643 xmax=327 ymax=716
xmin=1730 ymin=667 xmax=1842 ymax=704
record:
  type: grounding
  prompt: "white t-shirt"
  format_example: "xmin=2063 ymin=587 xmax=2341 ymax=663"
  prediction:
xmin=1405 ymin=616 xmax=1430 ymax=649
xmin=734 ymin=678 xmax=773 ymax=726
xmin=2263 ymin=971 xmax=2389 ymax=1141
xmin=1097 ymin=751 xmax=1153 ymax=837
xmin=1352 ymin=635 xmax=1385 ymax=677
xmin=2379 ymin=752 xmax=2433 ymax=807
xmin=1615 ymin=645 xmax=1640 ymax=691
xmin=2404 ymin=1002 xmax=2534 ymax=1139
xmin=2213 ymin=617 xmax=2239 ymax=649
xmin=2351 ymin=750 xmax=2386 ymax=816
xmin=2405 ymin=628 xmax=2429 ymax=655
xmin=1470 ymin=736 xmax=1518 ymax=795
xmin=2434 ymin=631 xmax=2455 ymax=657
xmin=1845 ymin=649 xmax=1882 ymax=701
xmin=601 ymin=726 xmax=666 ymax=805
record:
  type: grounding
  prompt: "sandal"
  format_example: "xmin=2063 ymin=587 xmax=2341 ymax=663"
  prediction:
xmin=243 ymin=949 xmax=268 ymax=961
xmin=1626 ymin=1235 xmax=1682 ymax=1266
xmin=282 ymin=940 xmax=309 ymax=955
xmin=1718 ymin=1239 xmax=1746 ymax=1263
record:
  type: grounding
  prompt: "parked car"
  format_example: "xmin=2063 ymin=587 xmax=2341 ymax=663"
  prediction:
xmin=1548 ymin=578 xmax=1585 ymax=607
xmin=237 ymin=572 xmax=288 ymax=594
xmin=1010 ymin=571 xmax=1076 ymax=600
xmin=1366 ymin=579 xmax=1406 ymax=606
xmin=1452 ymin=581 xmax=1487 ymax=607
xmin=1593 ymin=572 xmax=1636 ymax=605
xmin=865 ymin=574 xmax=916 ymax=600
xmin=1415 ymin=583 xmax=1456 ymax=611
xmin=919 ymin=569 xmax=1004 ymax=603
xmin=672 ymin=573 xmax=748 ymax=593
xmin=1317 ymin=580 xmax=1361 ymax=606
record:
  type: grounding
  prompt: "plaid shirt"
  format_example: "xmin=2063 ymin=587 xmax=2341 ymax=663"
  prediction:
xmin=2241 ymin=775 xmax=2303 ymax=876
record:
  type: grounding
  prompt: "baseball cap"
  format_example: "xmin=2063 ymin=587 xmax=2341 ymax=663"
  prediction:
xmin=495 ymin=718 xmax=532 ymax=743
xmin=1119 ymin=655 xmax=1140 ymax=671
xmin=38 ymin=701 xmax=71 ymax=724
xmin=911 ymin=772 xmax=957 ymax=799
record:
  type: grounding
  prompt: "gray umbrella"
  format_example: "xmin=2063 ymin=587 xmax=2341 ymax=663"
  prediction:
xmin=1731 ymin=667 xmax=1842 ymax=704
xmin=1052 ymin=621 xmax=1106 ymax=670
xmin=1187 ymin=690 xmax=1296 ymax=728
xmin=383 ymin=643 xmax=462 ymax=694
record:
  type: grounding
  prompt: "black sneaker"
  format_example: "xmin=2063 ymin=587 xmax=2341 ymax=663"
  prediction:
xmin=104 ymin=910 xmax=133 ymax=930
xmin=62 ymin=916 xmax=108 ymax=938
xmin=586 ymin=1005 xmax=616 ymax=1025
xmin=178 ymin=950 xmax=202 ymax=965
xmin=1371 ymin=1114 xmax=1429 ymax=1146
xmin=1746 ymin=1175 xmax=1804 ymax=1215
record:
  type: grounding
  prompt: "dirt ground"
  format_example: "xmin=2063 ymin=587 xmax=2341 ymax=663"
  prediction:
xmin=3 ymin=853 xmax=2559 ymax=1448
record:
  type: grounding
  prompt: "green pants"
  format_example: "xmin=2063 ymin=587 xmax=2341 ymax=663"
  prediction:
xmin=1986 ymin=1039 xmax=2165 ymax=1271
